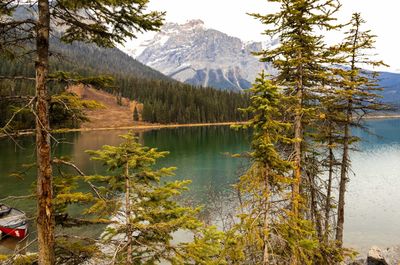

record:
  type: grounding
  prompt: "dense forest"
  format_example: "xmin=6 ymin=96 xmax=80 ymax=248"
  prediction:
xmin=0 ymin=38 xmax=249 ymax=129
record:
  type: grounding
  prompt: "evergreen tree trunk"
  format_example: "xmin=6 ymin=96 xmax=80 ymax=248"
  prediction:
xmin=290 ymin=48 xmax=304 ymax=265
xmin=35 ymin=1 xmax=55 ymax=264
xmin=262 ymin=166 xmax=270 ymax=265
xmin=324 ymin=141 xmax=334 ymax=242
xmin=293 ymin=115 xmax=302 ymax=216
xmin=292 ymin=53 xmax=304 ymax=217
xmin=309 ymin=171 xmax=323 ymax=240
xmin=336 ymin=23 xmax=358 ymax=247
xmin=125 ymin=162 xmax=133 ymax=265
xmin=336 ymin=109 xmax=350 ymax=246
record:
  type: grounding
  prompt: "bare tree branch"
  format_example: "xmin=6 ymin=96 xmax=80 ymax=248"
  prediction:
xmin=1 ymin=96 xmax=36 ymax=133
xmin=52 ymin=158 xmax=106 ymax=201
xmin=0 ymin=75 xmax=36 ymax=81
xmin=0 ymin=194 xmax=36 ymax=202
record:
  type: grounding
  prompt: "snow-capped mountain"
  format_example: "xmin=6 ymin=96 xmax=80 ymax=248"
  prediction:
xmin=123 ymin=20 xmax=276 ymax=91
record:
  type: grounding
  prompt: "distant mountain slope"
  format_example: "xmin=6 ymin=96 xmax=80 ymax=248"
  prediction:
xmin=125 ymin=20 xmax=276 ymax=91
xmin=55 ymin=38 xmax=400 ymax=108
xmin=377 ymin=72 xmax=400 ymax=105
xmin=52 ymin=38 xmax=172 ymax=82
xmin=11 ymin=4 xmax=172 ymax=82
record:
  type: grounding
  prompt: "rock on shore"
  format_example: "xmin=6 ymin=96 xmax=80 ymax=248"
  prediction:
xmin=350 ymin=246 xmax=400 ymax=265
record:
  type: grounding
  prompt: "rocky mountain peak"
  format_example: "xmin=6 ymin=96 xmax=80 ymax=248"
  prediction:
xmin=183 ymin=19 xmax=205 ymax=28
xmin=161 ymin=19 xmax=205 ymax=35
xmin=124 ymin=20 xmax=275 ymax=91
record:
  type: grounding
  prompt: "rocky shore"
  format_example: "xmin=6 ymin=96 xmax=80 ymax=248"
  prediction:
xmin=349 ymin=246 xmax=400 ymax=265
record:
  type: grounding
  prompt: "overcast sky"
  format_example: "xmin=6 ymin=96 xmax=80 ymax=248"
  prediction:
xmin=139 ymin=0 xmax=399 ymax=72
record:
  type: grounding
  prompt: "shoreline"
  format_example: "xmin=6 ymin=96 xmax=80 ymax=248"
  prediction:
xmin=1 ymin=114 xmax=400 ymax=139
xmin=63 ymin=121 xmax=247 ymax=133
xmin=0 ymin=122 xmax=247 ymax=139
xmin=363 ymin=114 xmax=400 ymax=120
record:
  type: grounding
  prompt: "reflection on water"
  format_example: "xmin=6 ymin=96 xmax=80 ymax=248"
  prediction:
xmin=68 ymin=127 xmax=251 ymax=202
xmin=0 ymin=120 xmax=399 ymax=254
xmin=0 ymin=236 xmax=28 ymax=255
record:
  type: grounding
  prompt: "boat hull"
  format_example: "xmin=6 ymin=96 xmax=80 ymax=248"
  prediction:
xmin=0 ymin=224 xmax=28 ymax=239
xmin=0 ymin=207 xmax=28 ymax=240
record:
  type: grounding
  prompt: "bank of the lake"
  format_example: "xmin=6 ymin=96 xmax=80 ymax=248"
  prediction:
xmin=3 ymin=112 xmax=400 ymax=139
xmin=0 ymin=121 xmax=248 ymax=139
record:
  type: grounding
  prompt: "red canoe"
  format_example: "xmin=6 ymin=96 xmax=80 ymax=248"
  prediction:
xmin=0 ymin=206 xmax=28 ymax=240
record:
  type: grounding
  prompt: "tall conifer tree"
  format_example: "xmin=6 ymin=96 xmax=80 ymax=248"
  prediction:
xmin=1 ymin=1 xmax=164 ymax=264
xmin=231 ymin=72 xmax=346 ymax=264
xmin=250 ymin=0 xmax=341 ymax=219
xmin=233 ymin=73 xmax=299 ymax=264
xmin=87 ymin=133 xmax=225 ymax=264
xmin=248 ymin=1 xmax=350 ymax=264
xmin=333 ymin=13 xmax=387 ymax=247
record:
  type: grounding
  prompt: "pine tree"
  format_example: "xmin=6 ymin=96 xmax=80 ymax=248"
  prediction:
xmin=333 ymin=13 xmax=388 ymax=247
xmin=250 ymin=0 xmax=341 ymax=219
xmin=230 ymin=73 xmax=335 ymax=264
xmin=311 ymin=90 xmax=343 ymax=243
xmin=0 ymin=156 xmax=116 ymax=264
xmin=246 ymin=1 xmax=359 ymax=264
xmin=234 ymin=73 xmax=292 ymax=264
xmin=133 ymin=106 xmax=139 ymax=122
xmin=1 ymin=1 xmax=164 ymax=264
xmin=87 ymin=133 xmax=225 ymax=265
xmin=51 ymin=158 xmax=113 ymax=265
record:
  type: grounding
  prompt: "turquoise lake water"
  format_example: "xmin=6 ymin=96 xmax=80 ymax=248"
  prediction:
xmin=0 ymin=120 xmax=399 ymax=253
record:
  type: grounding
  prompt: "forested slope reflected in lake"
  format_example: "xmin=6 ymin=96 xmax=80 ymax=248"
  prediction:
xmin=0 ymin=126 xmax=251 ymax=211
xmin=0 ymin=120 xmax=399 ymax=252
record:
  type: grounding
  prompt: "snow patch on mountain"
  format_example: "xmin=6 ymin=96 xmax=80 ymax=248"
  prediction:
xmin=122 ymin=19 xmax=276 ymax=91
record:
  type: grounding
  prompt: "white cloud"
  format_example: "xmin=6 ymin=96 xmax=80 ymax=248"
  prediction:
xmin=138 ymin=0 xmax=400 ymax=72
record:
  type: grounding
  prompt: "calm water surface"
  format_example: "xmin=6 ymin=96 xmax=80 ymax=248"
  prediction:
xmin=347 ymin=119 xmax=400 ymax=251
xmin=0 ymin=120 xmax=399 ymax=254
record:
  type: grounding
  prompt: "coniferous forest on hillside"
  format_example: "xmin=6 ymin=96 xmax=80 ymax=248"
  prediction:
xmin=0 ymin=38 xmax=249 ymax=129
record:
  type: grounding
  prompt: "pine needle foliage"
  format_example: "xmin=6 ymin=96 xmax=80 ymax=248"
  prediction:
xmin=250 ymin=0 xmax=343 ymax=223
xmin=87 ymin=133 xmax=225 ymax=265
xmin=230 ymin=73 xmax=327 ymax=265
xmin=231 ymin=0 xmax=357 ymax=263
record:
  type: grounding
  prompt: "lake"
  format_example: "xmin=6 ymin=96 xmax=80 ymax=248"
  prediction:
xmin=0 ymin=120 xmax=399 ymax=254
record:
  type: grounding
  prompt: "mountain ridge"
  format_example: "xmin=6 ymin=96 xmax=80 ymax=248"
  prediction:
xmin=124 ymin=20 xmax=276 ymax=91
xmin=125 ymin=20 xmax=400 ymax=105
